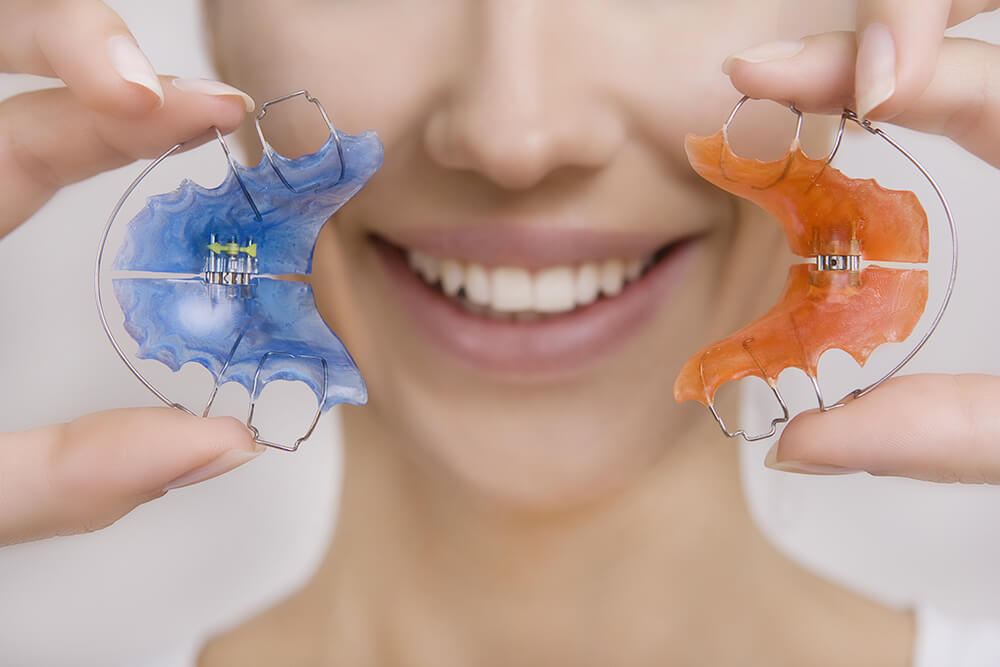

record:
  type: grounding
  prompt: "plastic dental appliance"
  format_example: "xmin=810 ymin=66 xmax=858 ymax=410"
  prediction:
xmin=674 ymin=96 xmax=957 ymax=441
xmin=96 ymin=91 xmax=383 ymax=451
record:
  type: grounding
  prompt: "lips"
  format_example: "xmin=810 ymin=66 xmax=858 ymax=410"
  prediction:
xmin=369 ymin=227 xmax=702 ymax=376
xmin=379 ymin=226 xmax=683 ymax=270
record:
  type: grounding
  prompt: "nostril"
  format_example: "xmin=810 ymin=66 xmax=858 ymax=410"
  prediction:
xmin=424 ymin=105 xmax=623 ymax=190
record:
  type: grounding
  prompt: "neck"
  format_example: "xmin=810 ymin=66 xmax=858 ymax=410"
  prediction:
xmin=315 ymin=402 xmax=834 ymax=665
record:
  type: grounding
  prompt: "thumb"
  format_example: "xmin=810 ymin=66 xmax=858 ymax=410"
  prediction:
xmin=0 ymin=408 xmax=263 ymax=546
xmin=853 ymin=0 xmax=951 ymax=119
xmin=766 ymin=374 xmax=1000 ymax=484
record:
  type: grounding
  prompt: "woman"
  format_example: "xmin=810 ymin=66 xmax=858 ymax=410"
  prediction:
xmin=2 ymin=0 xmax=1000 ymax=664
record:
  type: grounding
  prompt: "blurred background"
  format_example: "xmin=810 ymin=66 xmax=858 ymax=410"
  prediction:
xmin=1 ymin=3 xmax=999 ymax=665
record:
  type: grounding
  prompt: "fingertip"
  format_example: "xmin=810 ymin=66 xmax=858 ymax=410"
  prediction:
xmin=159 ymin=416 xmax=263 ymax=492
xmin=157 ymin=76 xmax=250 ymax=138
xmin=204 ymin=415 xmax=258 ymax=453
xmin=33 ymin=3 xmax=165 ymax=117
xmin=722 ymin=39 xmax=806 ymax=77
xmin=721 ymin=32 xmax=857 ymax=115
xmin=129 ymin=410 xmax=256 ymax=455
xmin=764 ymin=435 xmax=860 ymax=475
xmin=855 ymin=23 xmax=897 ymax=120
xmin=763 ymin=375 xmax=1000 ymax=483
xmin=770 ymin=408 xmax=820 ymax=461
xmin=853 ymin=3 xmax=951 ymax=121
xmin=197 ymin=98 xmax=249 ymax=140
xmin=764 ymin=408 xmax=860 ymax=474
xmin=57 ymin=409 xmax=262 ymax=498
xmin=0 ymin=409 xmax=266 ymax=544
xmin=171 ymin=77 xmax=255 ymax=114
xmin=106 ymin=34 xmax=164 ymax=109
xmin=162 ymin=445 xmax=264 ymax=491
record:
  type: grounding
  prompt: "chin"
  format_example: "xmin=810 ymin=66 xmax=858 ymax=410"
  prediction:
xmin=309 ymin=216 xmax=727 ymax=510
xmin=362 ymin=368 xmax=684 ymax=510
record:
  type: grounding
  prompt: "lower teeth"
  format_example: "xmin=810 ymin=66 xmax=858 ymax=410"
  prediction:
xmin=453 ymin=295 xmax=554 ymax=321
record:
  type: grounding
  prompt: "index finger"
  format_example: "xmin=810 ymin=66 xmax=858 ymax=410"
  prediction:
xmin=767 ymin=374 xmax=1000 ymax=484
xmin=0 ymin=0 xmax=163 ymax=115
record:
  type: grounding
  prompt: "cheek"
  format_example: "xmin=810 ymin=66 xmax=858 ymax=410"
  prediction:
xmin=309 ymin=223 xmax=370 ymax=363
xmin=212 ymin=0 xmax=461 ymax=158
xmin=600 ymin=1 xmax=852 ymax=159
xmin=209 ymin=0 xmax=843 ymax=506
xmin=212 ymin=0 xmax=854 ymax=157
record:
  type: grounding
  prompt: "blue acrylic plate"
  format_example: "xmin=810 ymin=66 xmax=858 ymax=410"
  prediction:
xmin=114 ymin=277 xmax=366 ymax=410
xmin=108 ymin=123 xmax=382 ymax=417
xmin=114 ymin=132 xmax=381 ymax=276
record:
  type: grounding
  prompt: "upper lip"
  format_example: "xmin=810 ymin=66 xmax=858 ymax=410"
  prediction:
xmin=371 ymin=225 xmax=694 ymax=270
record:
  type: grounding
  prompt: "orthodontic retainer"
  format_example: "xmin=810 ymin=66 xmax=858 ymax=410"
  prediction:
xmin=674 ymin=97 xmax=958 ymax=441
xmin=96 ymin=91 xmax=383 ymax=451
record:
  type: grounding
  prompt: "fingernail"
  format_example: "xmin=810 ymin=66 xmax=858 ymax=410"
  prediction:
xmin=855 ymin=23 xmax=896 ymax=119
xmin=107 ymin=35 xmax=164 ymax=106
xmin=764 ymin=442 xmax=860 ymax=475
xmin=163 ymin=445 xmax=265 ymax=491
xmin=171 ymin=77 xmax=256 ymax=113
xmin=722 ymin=40 xmax=805 ymax=75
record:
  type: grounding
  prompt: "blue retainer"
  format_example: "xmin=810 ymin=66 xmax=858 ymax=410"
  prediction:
xmin=111 ymin=129 xmax=383 ymax=412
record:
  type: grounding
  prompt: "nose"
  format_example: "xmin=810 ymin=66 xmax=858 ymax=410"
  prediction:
xmin=423 ymin=1 xmax=624 ymax=190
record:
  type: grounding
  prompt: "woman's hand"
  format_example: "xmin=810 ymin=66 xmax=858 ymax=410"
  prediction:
xmin=0 ymin=0 xmax=263 ymax=546
xmin=722 ymin=0 xmax=1000 ymax=482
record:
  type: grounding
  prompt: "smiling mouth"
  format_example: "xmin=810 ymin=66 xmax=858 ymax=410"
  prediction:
xmin=368 ymin=229 xmax=701 ymax=375
xmin=401 ymin=244 xmax=671 ymax=322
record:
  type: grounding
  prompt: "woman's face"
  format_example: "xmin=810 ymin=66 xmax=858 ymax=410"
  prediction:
xmin=210 ymin=0 xmax=850 ymax=507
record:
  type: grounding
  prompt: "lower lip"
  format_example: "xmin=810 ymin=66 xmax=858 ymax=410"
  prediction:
xmin=373 ymin=236 xmax=700 ymax=376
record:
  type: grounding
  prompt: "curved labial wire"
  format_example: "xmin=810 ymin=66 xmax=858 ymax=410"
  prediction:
xmin=96 ymin=91 xmax=384 ymax=451
xmin=96 ymin=141 xmax=197 ymax=417
xmin=675 ymin=96 xmax=957 ymax=442
xmin=823 ymin=110 xmax=958 ymax=411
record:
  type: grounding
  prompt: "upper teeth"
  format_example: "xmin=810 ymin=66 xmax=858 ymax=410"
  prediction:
xmin=407 ymin=250 xmax=651 ymax=314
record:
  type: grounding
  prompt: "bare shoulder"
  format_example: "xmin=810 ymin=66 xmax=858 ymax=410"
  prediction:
xmin=197 ymin=592 xmax=325 ymax=667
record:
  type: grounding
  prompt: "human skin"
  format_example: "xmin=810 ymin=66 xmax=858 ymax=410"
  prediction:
xmin=208 ymin=0 xmax=827 ymax=510
xmin=2 ymin=0 xmax=1000 ymax=663
xmin=196 ymin=1 xmax=977 ymax=664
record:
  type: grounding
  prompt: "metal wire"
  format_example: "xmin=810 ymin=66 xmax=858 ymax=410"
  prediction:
xmin=214 ymin=128 xmax=262 ymax=221
xmin=821 ymin=109 xmax=958 ymax=411
xmin=709 ymin=382 xmax=790 ymax=442
xmin=201 ymin=320 xmax=251 ymax=418
xmin=95 ymin=141 xmax=196 ymax=417
xmin=254 ymin=89 xmax=344 ymax=190
xmin=705 ymin=97 xmax=959 ymax=438
xmin=95 ymin=93 xmax=346 ymax=451
xmin=247 ymin=352 xmax=328 ymax=451
xmin=723 ymin=95 xmax=803 ymax=149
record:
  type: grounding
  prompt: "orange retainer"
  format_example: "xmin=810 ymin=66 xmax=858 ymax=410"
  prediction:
xmin=674 ymin=129 xmax=929 ymax=406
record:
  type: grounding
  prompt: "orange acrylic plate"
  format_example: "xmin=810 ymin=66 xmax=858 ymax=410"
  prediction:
xmin=685 ymin=130 xmax=928 ymax=261
xmin=674 ymin=129 xmax=930 ymax=408
xmin=675 ymin=265 xmax=928 ymax=405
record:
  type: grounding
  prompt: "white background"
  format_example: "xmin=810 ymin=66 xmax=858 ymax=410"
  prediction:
xmin=1 ymin=3 xmax=1000 ymax=665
